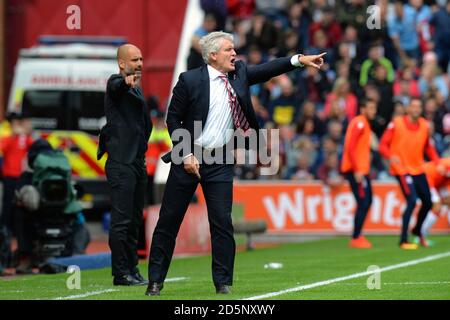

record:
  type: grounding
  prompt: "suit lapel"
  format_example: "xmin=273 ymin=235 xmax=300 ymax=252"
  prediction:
xmin=200 ymin=65 xmax=210 ymax=124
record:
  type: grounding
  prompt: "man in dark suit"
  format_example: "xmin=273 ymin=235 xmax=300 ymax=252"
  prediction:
xmin=145 ymin=32 xmax=325 ymax=296
xmin=98 ymin=44 xmax=152 ymax=286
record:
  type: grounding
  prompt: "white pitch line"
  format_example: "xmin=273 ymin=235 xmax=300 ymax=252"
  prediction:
xmin=53 ymin=289 xmax=119 ymax=300
xmin=51 ymin=276 xmax=189 ymax=300
xmin=336 ymin=281 xmax=450 ymax=286
xmin=166 ymin=277 xmax=189 ymax=282
xmin=243 ymin=251 xmax=450 ymax=300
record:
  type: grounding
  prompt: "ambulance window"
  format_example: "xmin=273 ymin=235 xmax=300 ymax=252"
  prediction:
xmin=23 ymin=91 xmax=63 ymax=108
xmin=72 ymin=91 xmax=105 ymax=134
xmin=22 ymin=90 xmax=64 ymax=129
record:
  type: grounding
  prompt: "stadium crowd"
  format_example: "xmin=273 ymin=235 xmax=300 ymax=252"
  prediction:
xmin=187 ymin=0 xmax=450 ymax=183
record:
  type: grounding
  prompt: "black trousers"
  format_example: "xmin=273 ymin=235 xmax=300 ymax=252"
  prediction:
xmin=106 ymin=158 xmax=146 ymax=277
xmin=148 ymin=162 xmax=235 ymax=287
xmin=395 ymin=173 xmax=432 ymax=244
xmin=1 ymin=177 xmax=19 ymax=231
xmin=344 ymin=173 xmax=373 ymax=239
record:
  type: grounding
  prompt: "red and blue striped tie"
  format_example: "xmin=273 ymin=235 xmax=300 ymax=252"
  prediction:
xmin=219 ymin=74 xmax=250 ymax=132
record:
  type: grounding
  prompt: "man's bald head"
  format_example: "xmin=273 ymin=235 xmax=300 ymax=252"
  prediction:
xmin=117 ymin=44 xmax=140 ymax=60
xmin=116 ymin=44 xmax=143 ymax=78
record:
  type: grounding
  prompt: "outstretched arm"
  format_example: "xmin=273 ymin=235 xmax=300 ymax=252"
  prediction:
xmin=247 ymin=53 xmax=326 ymax=86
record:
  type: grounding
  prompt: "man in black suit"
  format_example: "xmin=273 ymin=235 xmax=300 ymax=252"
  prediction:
xmin=98 ymin=44 xmax=152 ymax=286
xmin=145 ymin=32 xmax=325 ymax=296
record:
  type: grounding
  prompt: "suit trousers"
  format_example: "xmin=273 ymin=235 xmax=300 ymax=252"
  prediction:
xmin=148 ymin=162 xmax=235 ymax=287
xmin=106 ymin=157 xmax=146 ymax=277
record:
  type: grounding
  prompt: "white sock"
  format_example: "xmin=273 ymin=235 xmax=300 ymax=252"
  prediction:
xmin=421 ymin=211 xmax=439 ymax=237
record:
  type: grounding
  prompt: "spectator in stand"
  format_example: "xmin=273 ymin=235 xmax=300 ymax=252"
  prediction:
xmin=228 ymin=18 xmax=248 ymax=54
xmin=368 ymin=63 xmax=394 ymax=136
xmin=255 ymin=0 xmax=290 ymax=27
xmin=360 ymin=43 xmax=395 ymax=87
xmin=419 ymin=62 xmax=449 ymax=103
xmin=393 ymin=81 xmax=413 ymax=108
xmin=340 ymin=24 xmax=361 ymax=60
xmin=323 ymin=77 xmax=358 ymax=122
xmin=187 ymin=13 xmax=218 ymax=70
xmin=388 ymin=0 xmax=421 ymax=66
xmin=247 ymin=47 xmax=272 ymax=127
xmin=324 ymin=120 xmax=345 ymax=157
xmin=295 ymin=117 xmax=321 ymax=145
xmin=363 ymin=83 xmax=381 ymax=108
xmin=200 ymin=0 xmax=227 ymax=30
xmin=424 ymin=97 xmax=445 ymax=134
xmin=296 ymin=100 xmax=326 ymax=137
xmin=309 ymin=6 xmax=342 ymax=49
xmin=258 ymin=122 xmax=284 ymax=179
xmin=316 ymin=151 xmax=344 ymax=187
xmin=226 ymin=0 xmax=255 ymax=19
xmin=335 ymin=25 xmax=363 ymax=84
xmin=277 ymin=123 xmax=295 ymax=177
xmin=409 ymin=0 xmax=433 ymax=54
xmin=297 ymin=63 xmax=330 ymax=107
xmin=246 ymin=10 xmax=281 ymax=56
xmin=288 ymin=136 xmax=317 ymax=180
xmin=307 ymin=29 xmax=334 ymax=67
xmin=334 ymin=59 xmax=360 ymax=97
xmin=393 ymin=65 xmax=421 ymax=98
xmin=290 ymin=153 xmax=315 ymax=181
xmin=429 ymin=1 xmax=450 ymax=71
xmin=309 ymin=0 xmax=333 ymax=22
xmin=359 ymin=0 xmax=395 ymax=61
xmin=325 ymin=99 xmax=349 ymax=131
xmin=428 ymin=120 xmax=447 ymax=156
xmin=392 ymin=97 xmax=406 ymax=118
xmin=336 ymin=0 xmax=368 ymax=29
xmin=287 ymin=0 xmax=312 ymax=53
xmin=278 ymin=28 xmax=300 ymax=59
xmin=268 ymin=76 xmax=299 ymax=126
xmin=315 ymin=134 xmax=339 ymax=173
xmin=287 ymin=135 xmax=318 ymax=170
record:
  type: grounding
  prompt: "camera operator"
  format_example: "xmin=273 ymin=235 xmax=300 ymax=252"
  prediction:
xmin=13 ymin=139 xmax=90 ymax=274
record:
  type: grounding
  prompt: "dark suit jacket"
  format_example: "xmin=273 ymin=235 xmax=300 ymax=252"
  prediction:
xmin=162 ymin=57 xmax=297 ymax=163
xmin=97 ymin=74 xmax=152 ymax=164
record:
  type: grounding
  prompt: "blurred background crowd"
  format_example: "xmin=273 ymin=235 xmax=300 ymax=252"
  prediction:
xmin=180 ymin=0 xmax=450 ymax=184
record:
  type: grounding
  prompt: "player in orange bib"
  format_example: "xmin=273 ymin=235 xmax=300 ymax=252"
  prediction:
xmin=419 ymin=158 xmax=450 ymax=245
xmin=379 ymin=98 xmax=440 ymax=250
xmin=341 ymin=99 xmax=377 ymax=249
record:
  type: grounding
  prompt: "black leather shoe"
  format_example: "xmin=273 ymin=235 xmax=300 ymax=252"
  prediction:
xmin=145 ymin=282 xmax=163 ymax=296
xmin=132 ymin=272 xmax=149 ymax=285
xmin=113 ymin=274 xmax=142 ymax=286
xmin=216 ymin=285 xmax=231 ymax=294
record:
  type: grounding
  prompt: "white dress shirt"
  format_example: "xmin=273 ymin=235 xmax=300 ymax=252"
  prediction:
xmin=194 ymin=65 xmax=235 ymax=149
xmin=189 ymin=55 xmax=303 ymax=154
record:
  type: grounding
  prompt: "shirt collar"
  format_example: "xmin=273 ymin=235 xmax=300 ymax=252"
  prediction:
xmin=207 ymin=65 xmax=227 ymax=80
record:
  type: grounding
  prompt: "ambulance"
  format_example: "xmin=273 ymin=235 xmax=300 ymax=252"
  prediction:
xmin=7 ymin=36 xmax=126 ymax=212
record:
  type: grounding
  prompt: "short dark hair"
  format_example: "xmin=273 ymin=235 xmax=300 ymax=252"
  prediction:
xmin=360 ymin=98 xmax=376 ymax=109
xmin=6 ymin=112 xmax=22 ymax=122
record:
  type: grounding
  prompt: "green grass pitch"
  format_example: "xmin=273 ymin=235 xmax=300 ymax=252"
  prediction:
xmin=1 ymin=235 xmax=449 ymax=300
